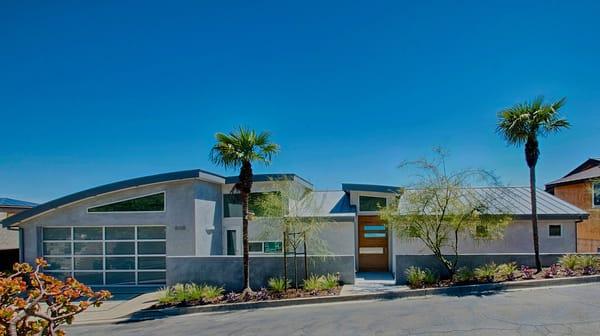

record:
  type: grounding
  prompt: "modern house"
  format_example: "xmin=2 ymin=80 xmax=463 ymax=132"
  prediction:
xmin=1 ymin=169 xmax=588 ymax=288
xmin=546 ymin=158 xmax=600 ymax=252
xmin=0 ymin=198 xmax=37 ymax=270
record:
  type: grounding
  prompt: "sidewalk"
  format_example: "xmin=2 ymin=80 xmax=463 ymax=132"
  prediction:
xmin=76 ymin=290 xmax=160 ymax=324
xmin=340 ymin=272 xmax=410 ymax=295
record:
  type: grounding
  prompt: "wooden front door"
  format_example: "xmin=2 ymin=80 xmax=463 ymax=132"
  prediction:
xmin=358 ymin=216 xmax=389 ymax=272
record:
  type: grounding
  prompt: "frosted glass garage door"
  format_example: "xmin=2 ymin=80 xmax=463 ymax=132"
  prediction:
xmin=42 ymin=226 xmax=166 ymax=285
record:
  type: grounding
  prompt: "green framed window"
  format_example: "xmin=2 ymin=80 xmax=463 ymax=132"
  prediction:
xmin=88 ymin=193 xmax=165 ymax=213
xmin=359 ymin=196 xmax=387 ymax=212
xmin=223 ymin=192 xmax=281 ymax=218
xmin=263 ymin=241 xmax=283 ymax=254
xmin=248 ymin=241 xmax=283 ymax=254
xmin=594 ymin=183 xmax=600 ymax=207
xmin=249 ymin=242 xmax=263 ymax=253
xmin=226 ymin=230 xmax=237 ymax=255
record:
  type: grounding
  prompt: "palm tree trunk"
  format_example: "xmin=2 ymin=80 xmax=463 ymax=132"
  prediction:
xmin=525 ymin=137 xmax=542 ymax=272
xmin=239 ymin=161 xmax=253 ymax=292
xmin=529 ymin=165 xmax=542 ymax=272
xmin=241 ymin=190 xmax=250 ymax=291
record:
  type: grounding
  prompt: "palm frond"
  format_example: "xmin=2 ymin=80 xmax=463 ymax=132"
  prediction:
xmin=210 ymin=127 xmax=280 ymax=170
xmin=497 ymin=96 xmax=569 ymax=145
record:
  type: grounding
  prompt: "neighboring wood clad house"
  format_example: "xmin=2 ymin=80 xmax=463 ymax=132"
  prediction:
xmin=546 ymin=158 xmax=600 ymax=252
xmin=0 ymin=198 xmax=37 ymax=270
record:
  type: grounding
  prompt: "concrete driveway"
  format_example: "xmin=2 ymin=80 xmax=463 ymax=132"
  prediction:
xmin=68 ymin=283 xmax=600 ymax=335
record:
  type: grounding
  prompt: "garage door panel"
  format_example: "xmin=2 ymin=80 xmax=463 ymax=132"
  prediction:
xmin=42 ymin=226 xmax=166 ymax=285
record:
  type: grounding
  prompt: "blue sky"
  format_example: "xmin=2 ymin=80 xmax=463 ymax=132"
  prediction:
xmin=1 ymin=1 xmax=599 ymax=203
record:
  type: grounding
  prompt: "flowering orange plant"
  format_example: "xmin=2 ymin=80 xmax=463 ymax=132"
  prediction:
xmin=0 ymin=258 xmax=111 ymax=336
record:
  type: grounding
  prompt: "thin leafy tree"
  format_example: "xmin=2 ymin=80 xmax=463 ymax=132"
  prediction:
xmin=497 ymin=96 xmax=570 ymax=272
xmin=254 ymin=178 xmax=329 ymax=288
xmin=210 ymin=127 xmax=279 ymax=292
xmin=380 ymin=149 xmax=511 ymax=275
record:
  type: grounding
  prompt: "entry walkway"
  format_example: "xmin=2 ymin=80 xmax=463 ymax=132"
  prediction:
xmin=341 ymin=272 xmax=409 ymax=295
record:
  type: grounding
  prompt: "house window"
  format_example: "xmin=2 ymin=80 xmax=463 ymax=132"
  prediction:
xmin=359 ymin=196 xmax=387 ymax=212
xmin=249 ymin=242 xmax=263 ymax=253
xmin=475 ymin=224 xmax=488 ymax=238
xmin=226 ymin=230 xmax=237 ymax=255
xmin=223 ymin=192 xmax=280 ymax=218
xmin=263 ymin=241 xmax=283 ymax=253
xmin=88 ymin=192 xmax=165 ymax=213
xmin=549 ymin=224 xmax=562 ymax=237
xmin=248 ymin=241 xmax=283 ymax=254
xmin=594 ymin=183 xmax=600 ymax=207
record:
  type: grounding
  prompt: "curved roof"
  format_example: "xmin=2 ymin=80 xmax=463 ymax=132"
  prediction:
xmin=1 ymin=169 xmax=225 ymax=228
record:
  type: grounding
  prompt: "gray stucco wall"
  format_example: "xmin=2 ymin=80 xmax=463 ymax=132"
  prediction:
xmin=19 ymin=178 xmax=223 ymax=264
xmin=221 ymin=218 xmax=356 ymax=256
xmin=394 ymin=253 xmax=568 ymax=284
xmin=167 ymin=255 xmax=355 ymax=290
xmin=392 ymin=220 xmax=577 ymax=255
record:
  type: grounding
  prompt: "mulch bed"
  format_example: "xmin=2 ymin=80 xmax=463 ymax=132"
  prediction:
xmin=152 ymin=287 xmax=341 ymax=309
xmin=413 ymin=265 xmax=599 ymax=289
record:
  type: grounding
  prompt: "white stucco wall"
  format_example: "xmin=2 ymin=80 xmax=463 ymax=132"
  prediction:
xmin=392 ymin=219 xmax=577 ymax=255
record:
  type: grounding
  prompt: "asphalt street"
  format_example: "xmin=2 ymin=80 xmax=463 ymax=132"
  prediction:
xmin=68 ymin=283 xmax=600 ymax=335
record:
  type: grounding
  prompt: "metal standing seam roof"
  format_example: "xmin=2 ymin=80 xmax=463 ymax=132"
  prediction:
xmin=398 ymin=187 xmax=588 ymax=220
xmin=0 ymin=198 xmax=38 ymax=208
xmin=1 ymin=169 xmax=225 ymax=228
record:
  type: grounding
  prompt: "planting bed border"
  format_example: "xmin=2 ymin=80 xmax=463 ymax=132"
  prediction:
xmin=76 ymin=274 xmax=600 ymax=326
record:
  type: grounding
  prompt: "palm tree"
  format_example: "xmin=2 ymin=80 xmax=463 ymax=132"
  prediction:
xmin=210 ymin=127 xmax=279 ymax=292
xmin=497 ymin=96 xmax=570 ymax=272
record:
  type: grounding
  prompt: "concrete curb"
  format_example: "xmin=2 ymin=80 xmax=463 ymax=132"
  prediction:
xmin=74 ymin=274 xmax=600 ymax=326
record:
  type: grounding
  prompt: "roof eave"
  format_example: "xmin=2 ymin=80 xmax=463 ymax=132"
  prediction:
xmin=512 ymin=214 xmax=589 ymax=221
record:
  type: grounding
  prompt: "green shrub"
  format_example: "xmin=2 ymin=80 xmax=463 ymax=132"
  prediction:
xmin=201 ymin=285 xmax=224 ymax=300
xmin=495 ymin=262 xmax=518 ymax=281
xmin=423 ymin=269 xmax=439 ymax=285
xmin=452 ymin=267 xmax=474 ymax=283
xmin=303 ymin=275 xmax=324 ymax=292
xmin=579 ymin=255 xmax=599 ymax=273
xmin=268 ymin=277 xmax=290 ymax=293
xmin=157 ymin=283 xmax=223 ymax=304
xmin=158 ymin=287 xmax=176 ymax=304
xmin=558 ymin=254 xmax=580 ymax=270
xmin=474 ymin=262 xmax=497 ymax=282
xmin=405 ymin=266 xmax=426 ymax=288
xmin=321 ymin=273 xmax=339 ymax=290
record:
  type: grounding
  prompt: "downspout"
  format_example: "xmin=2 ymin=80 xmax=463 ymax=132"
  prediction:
xmin=574 ymin=216 xmax=584 ymax=253
xmin=19 ymin=227 xmax=24 ymax=262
